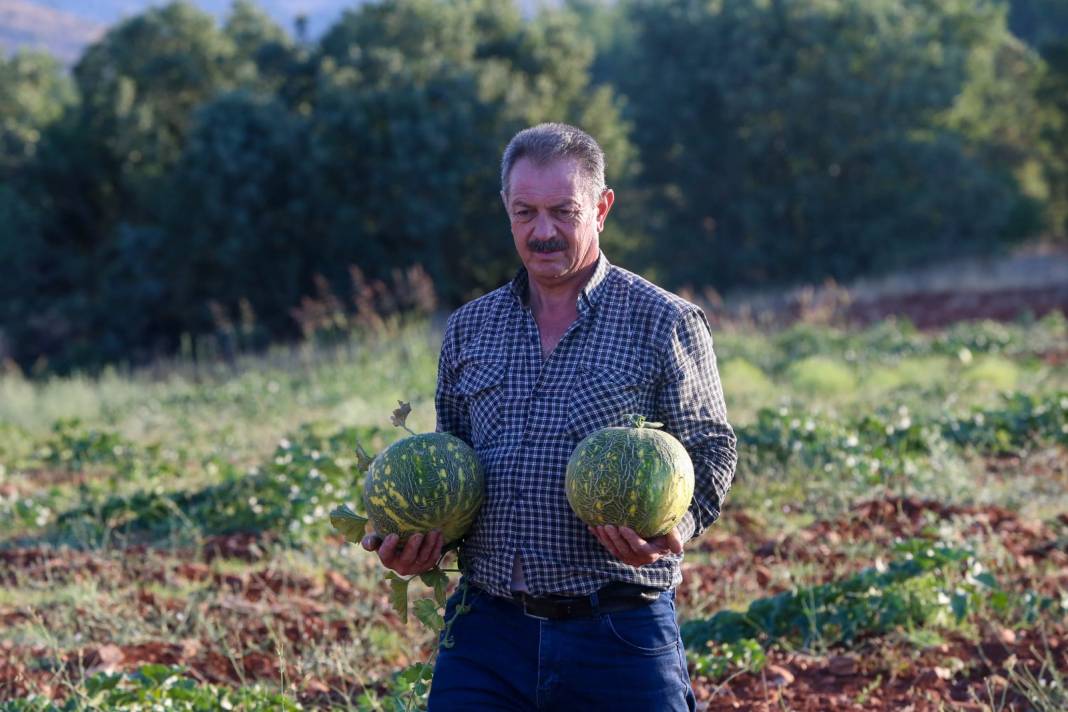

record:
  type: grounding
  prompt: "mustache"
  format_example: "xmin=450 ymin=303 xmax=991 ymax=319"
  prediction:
xmin=527 ymin=237 xmax=567 ymax=253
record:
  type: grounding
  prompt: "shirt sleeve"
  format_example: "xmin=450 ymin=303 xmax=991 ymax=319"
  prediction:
xmin=435 ymin=313 xmax=471 ymax=445
xmin=655 ymin=308 xmax=737 ymax=543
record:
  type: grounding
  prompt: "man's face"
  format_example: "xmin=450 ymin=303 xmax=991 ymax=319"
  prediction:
xmin=502 ymin=157 xmax=614 ymax=286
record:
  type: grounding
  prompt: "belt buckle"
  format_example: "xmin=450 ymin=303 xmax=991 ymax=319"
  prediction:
xmin=520 ymin=596 xmax=550 ymax=621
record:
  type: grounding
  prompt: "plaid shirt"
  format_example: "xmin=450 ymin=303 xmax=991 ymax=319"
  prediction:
xmin=436 ymin=252 xmax=737 ymax=598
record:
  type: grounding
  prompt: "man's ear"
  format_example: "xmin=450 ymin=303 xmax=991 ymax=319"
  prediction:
xmin=596 ymin=188 xmax=615 ymax=231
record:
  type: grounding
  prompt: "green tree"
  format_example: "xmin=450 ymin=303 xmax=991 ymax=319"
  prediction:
xmin=158 ymin=90 xmax=317 ymax=344
xmin=310 ymin=0 xmax=635 ymax=301
xmin=1008 ymin=0 xmax=1068 ymax=51
xmin=73 ymin=1 xmax=238 ymax=222
xmin=1037 ymin=39 xmax=1068 ymax=237
xmin=224 ymin=0 xmax=307 ymax=98
xmin=608 ymin=0 xmax=1037 ymax=290
xmin=0 ymin=51 xmax=74 ymax=176
xmin=0 ymin=51 xmax=75 ymax=366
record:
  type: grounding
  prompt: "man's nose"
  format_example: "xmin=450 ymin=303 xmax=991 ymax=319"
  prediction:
xmin=533 ymin=210 xmax=555 ymax=239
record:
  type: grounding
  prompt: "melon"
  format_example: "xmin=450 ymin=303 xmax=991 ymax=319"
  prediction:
xmin=363 ymin=432 xmax=485 ymax=545
xmin=566 ymin=415 xmax=694 ymax=538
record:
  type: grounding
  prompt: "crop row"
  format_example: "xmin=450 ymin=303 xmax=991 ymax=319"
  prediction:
xmin=719 ymin=312 xmax=1067 ymax=373
xmin=683 ymin=537 xmax=1066 ymax=683
xmin=0 ymin=390 xmax=1060 ymax=547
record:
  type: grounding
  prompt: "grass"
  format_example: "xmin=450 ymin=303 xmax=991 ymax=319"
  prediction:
xmin=1 ymin=315 xmax=1066 ymax=709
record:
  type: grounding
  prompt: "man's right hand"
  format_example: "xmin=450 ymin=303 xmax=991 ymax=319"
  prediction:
xmin=361 ymin=530 xmax=444 ymax=576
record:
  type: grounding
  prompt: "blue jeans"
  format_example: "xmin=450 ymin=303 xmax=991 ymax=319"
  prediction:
xmin=428 ymin=583 xmax=697 ymax=711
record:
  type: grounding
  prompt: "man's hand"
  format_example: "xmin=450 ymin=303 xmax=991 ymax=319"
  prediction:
xmin=589 ymin=525 xmax=683 ymax=567
xmin=361 ymin=530 xmax=444 ymax=576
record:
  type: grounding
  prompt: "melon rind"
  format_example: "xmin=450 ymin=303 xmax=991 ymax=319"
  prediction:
xmin=363 ymin=432 xmax=485 ymax=545
xmin=566 ymin=425 xmax=695 ymax=538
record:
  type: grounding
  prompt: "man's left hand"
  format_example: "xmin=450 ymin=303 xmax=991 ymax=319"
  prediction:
xmin=589 ymin=525 xmax=683 ymax=567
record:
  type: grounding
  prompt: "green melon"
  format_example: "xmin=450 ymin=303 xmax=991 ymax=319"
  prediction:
xmin=363 ymin=432 xmax=484 ymax=544
xmin=566 ymin=415 xmax=694 ymax=538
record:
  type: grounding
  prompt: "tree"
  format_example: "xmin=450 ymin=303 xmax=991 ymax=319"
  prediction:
xmin=158 ymin=90 xmax=317 ymax=344
xmin=309 ymin=0 xmax=635 ymax=301
xmin=607 ymin=0 xmax=1038 ymax=290
xmin=0 ymin=51 xmax=74 ymax=177
xmin=1037 ymin=39 xmax=1068 ymax=237
xmin=73 ymin=1 xmax=238 ymax=222
xmin=0 ymin=51 xmax=76 ymax=367
xmin=1008 ymin=0 xmax=1068 ymax=51
xmin=224 ymin=0 xmax=308 ymax=98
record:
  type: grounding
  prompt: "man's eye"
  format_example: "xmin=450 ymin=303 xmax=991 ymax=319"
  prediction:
xmin=556 ymin=210 xmax=579 ymax=219
xmin=514 ymin=209 xmax=531 ymax=218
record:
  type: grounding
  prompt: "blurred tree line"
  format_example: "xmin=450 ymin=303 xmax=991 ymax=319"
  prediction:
xmin=1 ymin=0 xmax=1067 ymax=372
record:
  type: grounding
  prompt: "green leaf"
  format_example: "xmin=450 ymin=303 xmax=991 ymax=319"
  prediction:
xmin=951 ymin=592 xmax=969 ymax=622
xmin=84 ymin=672 xmax=122 ymax=696
xmin=396 ymin=663 xmax=422 ymax=685
xmin=329 ymin=504 xmax=368 ymax=544
xmin=419 ymin=568 xmax=449 ymax=606
xmin=990 ymin=591 xmax=1010 ymax=612
xmin=413 ymin=597 xmax=444 ymax=632
xmin=386 ymin=571 xmax=409 ymax=623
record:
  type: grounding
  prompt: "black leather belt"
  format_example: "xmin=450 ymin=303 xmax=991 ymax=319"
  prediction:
xmin=501 ymin=582 xmax=663 ymax=621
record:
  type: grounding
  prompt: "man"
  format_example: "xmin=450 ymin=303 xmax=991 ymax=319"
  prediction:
xmin=363 ymin=123 xmax=737 ymax=710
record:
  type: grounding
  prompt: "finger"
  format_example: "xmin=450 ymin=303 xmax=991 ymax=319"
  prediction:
xmin=421 ymin=530 xmax=445 ymax=569
xmin=665 ymin=527 xmax=684 ymax=555
xmin=604 ymin=525 xmax=638 ymax=556
xmin=416 ymin=529 xmax=440 ymax=565
xmin=378 ymin=533 xmax=400 ymax=565
xmin=590 ymin=526 xmax=622 ymax=558
xmin=618 ymin=527 xmax=655 ymax=554
xmin=398 ymin=533 xmax=425 ymax=567
xmin=361 ymin=533 xmax=383 ymax=552
xmin=433 ymin=530 xmax=445 ymax=558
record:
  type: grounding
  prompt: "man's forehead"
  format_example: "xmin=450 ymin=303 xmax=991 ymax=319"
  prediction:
xmin=507 ymin=157 xmax=585 ymax=203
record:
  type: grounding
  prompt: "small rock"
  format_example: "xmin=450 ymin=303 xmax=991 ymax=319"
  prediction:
xmin=827 ymin=655 xmax=858 ymax=676
xmin=88 ymin=643 xmax=125 ymax=674
xmin=765 ymin=664 xmax=795 ymax=687
xmin=179 ymin=638 xmax=201 ymax=660
xmin=754 ymin=565 xmax=772 ymax=588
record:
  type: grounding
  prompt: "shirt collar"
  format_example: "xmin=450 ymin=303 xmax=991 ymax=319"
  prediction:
xmin=509 ymin=251 xmax=612 ymax=315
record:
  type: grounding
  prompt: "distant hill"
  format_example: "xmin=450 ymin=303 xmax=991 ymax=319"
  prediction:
xmin=0 ymin=0 xmax=348 ymax=64
xmin=1 ymin=1 xmax=561 ymax=66
xmin=0 ymin=0 xmax=104 ymax=64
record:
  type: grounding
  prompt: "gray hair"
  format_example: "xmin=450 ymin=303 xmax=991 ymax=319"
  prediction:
xmin=500 ymin=123 xmax=606 ymax=203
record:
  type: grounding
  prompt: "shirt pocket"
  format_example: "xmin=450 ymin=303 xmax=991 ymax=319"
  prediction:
xmin=566 ymin=366 xmax=652 ymax=443
xmin=456 ymin=360 xmax=506 ymax=447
